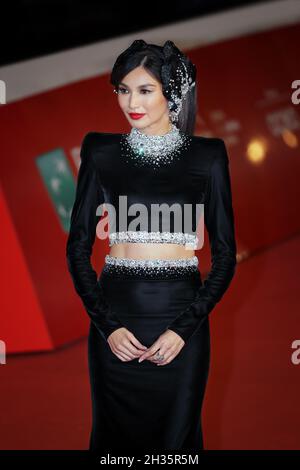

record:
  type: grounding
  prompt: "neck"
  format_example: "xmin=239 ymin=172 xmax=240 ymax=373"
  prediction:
xmin=135 ymin=121 xmax=174 ymax=137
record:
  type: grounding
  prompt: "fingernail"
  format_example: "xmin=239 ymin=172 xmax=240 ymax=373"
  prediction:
xmin=138 ymin=358 xmax=143 ymax=363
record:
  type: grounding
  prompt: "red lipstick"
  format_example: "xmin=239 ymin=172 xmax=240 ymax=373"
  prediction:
xmin=129 ymin=113 xmax=146 ymax=120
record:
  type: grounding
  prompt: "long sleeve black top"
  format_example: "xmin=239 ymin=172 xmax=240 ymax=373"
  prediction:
xmin=66 ymin=131 xmax=237 ymax=343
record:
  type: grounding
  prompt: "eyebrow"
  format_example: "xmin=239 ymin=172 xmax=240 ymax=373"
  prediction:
xmin=119 ymin=82 xmax=156 ymax=88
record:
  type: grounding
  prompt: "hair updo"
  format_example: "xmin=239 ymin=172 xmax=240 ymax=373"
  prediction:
xmin=110 ymin=39 xmax=198 ymax=135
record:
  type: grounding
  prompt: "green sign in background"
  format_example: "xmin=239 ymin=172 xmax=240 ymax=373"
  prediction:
xmin=36 ymin=148 xmax=77 ymax=233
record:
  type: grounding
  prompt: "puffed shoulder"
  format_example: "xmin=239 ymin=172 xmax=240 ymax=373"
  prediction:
xmin=206 ymin=139 xmax=230 ymax=195
xmin=80 ymin=131 xmax=120 ymax=159
xmin=192 ymin=135 xmax=229 ymax=165
xmin=80 ymin=132 xmax=96 ymax=161
xmin=79 ymin=132 xmax=108 ymax=163
xmin=80 ymin=131 xmax=102 ymax=151
xmin=216 ymin=138 xmax=229 ymax=162
xmin=207 ymin=137 xmax=229 ymax=170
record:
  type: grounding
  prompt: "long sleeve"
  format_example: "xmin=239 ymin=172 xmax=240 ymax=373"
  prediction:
xmin=66 ymin=132 xmax=125 ymax=342
xmin=166 ymin=139 xmax=237 ymax=343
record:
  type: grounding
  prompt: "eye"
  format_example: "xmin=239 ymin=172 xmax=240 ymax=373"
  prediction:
xmin=117 ymin=88 xmax=152 ymax=95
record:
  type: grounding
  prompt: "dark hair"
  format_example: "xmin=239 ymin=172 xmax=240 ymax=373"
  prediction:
xmin=110 ymin=41 xmax=197 ymax=135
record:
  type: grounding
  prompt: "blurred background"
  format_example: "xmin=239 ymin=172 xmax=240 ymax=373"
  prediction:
xmin=0 ymin=0 xmax=300 ymax=450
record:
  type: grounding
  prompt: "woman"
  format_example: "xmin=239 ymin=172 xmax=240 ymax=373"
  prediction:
xmin=66 ymin=39 xmax=237 ymax=452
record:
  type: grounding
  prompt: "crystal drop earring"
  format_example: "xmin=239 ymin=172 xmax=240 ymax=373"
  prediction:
xmin=168 ymin=100 xmax=178 ymax=123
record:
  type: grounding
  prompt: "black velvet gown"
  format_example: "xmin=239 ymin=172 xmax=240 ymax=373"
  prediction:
xmin=66 ymin=130 xmax=237 ymax=452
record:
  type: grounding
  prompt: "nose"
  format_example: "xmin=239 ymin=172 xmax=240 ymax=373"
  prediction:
xmin=128 ymin=92 xmax=141 ymax=110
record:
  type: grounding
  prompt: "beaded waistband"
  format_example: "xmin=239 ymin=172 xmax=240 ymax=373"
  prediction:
xmin=108 ymin=231 xmax=198 ymax=249
xmin=102 ymin=254 xmax=199 ymax=279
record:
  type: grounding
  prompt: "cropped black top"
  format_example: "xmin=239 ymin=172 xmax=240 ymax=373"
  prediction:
xmin=66 ymin=131 xmax=237 ymax=344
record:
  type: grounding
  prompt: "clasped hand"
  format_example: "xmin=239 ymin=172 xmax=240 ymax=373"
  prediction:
xmin=107 ymin=327 xmax=185 ymax=366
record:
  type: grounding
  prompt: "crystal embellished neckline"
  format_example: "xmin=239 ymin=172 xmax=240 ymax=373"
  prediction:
xmin=120 ymin=123 xmax=192 ymax=169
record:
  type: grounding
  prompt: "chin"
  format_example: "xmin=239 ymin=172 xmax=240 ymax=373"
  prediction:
xmin=130 ymin=121 xmax=149 ymax=129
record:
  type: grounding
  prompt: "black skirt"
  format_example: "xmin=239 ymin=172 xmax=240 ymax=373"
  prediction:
xmin=87 ymin=257 xmax=210 ymax=452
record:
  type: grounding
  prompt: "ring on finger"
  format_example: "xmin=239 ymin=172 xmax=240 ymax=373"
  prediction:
xmin=154 ymin=351 xmax=164 ymax=362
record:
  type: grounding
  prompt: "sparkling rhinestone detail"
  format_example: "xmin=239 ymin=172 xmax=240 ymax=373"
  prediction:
xmin=105 ymin=254 xmax=198 ymax=268
xmin=120 ymin=123 xmax=192 ymax=169
xmin=103 ymin=254 xmax=199 ymax=279
xmin=109 ymin=231 xmax=198 ymax=249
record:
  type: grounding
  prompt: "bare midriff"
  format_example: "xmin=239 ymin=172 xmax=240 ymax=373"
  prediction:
xmin=109 ymin=243 xmax=195 ymax=260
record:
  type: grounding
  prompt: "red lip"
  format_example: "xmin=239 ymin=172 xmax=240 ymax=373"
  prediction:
xmin=129 ymin=113 xmax=146 ymax=120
